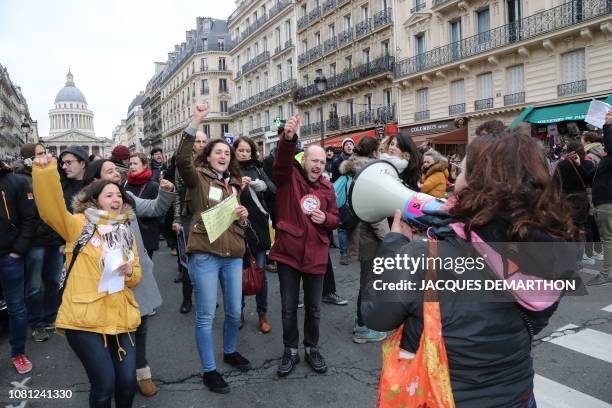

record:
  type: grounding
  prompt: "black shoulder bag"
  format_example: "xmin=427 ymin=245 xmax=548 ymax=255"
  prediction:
xmin=57 ymin=223 xmax=97 ymax=308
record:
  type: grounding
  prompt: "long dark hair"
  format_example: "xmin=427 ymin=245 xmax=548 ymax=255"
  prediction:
xmin=233 ymin=136 xmax=260 ymax=162
xmin=83 ymin=159 xmax=112 ymax=186
xmin=450 ymin=121 xmax=579 ymax=241
xmin=355 ymin=137 xmax=379 ymax=158
xmin=77 ymin=179 xmax=132 ymax=209
xmin=383 ymin=133 xmax=422 ymax=189
xmin=195 ymin=139 xmax=241 ymax=178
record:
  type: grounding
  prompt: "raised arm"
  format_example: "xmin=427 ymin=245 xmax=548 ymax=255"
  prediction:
xmin=128 ymin=181 xmax=176 ymax=218
xmin=177 ymin=103 xmax=211 ymax=188
xmin=32 ymin=154 xmax=83 ymax=242
xmin=273 ymin=114 xmax=301 ymax=187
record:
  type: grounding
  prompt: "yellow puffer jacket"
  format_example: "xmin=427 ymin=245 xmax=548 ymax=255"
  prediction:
xmin=420 ymin=162 xmax=449 ymax=199
xmin=32 ymin=162 xmax=141 ymax=336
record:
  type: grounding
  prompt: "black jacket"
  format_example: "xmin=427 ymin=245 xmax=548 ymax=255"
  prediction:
xmin=362 ymin=217 xmax=578 ymax=407
xmin=555 ymin=159 xmax=594 ymax=226
xmin=330 ymin=152 xmax=352 ymax=183
xmin=13 ymin=164 xmax=64 ymax=247
xmin=125 ymin=180 xmax=160 ymax=250
xmin=150 ymin=161 xmax=168 ymax=184
xmin=238 ymin=159 xmax=274 ymax=252
xmin=61 ymin=178 xmax=86 ymax=213
xmin=0 ymin=166 xmax=37 ymax=257
xmin=592 ymin=124 xmax=612 ymax=207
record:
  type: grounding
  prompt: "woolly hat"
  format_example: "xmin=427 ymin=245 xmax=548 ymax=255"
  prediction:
xmin=60 ymin=146 xmax=90 ymax=164
xmin=20 ymin=143 xmax=38 ymax=159
xmin=342 ymin=138 xmax=354 ymax=149
xmin=111 ymin=145 xmax=131 ymax=161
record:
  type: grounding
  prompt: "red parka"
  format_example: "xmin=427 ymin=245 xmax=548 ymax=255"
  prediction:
xmin=269 ymin=134 xmax=339 ymax=275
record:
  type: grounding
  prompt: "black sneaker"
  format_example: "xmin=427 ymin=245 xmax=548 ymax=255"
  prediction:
xmin=277 ymin=348 xmax=300 ymax=377
xmin=586 ymin=274 xmax=612 ymax=286
xmin=180 ymin=299 xmax=192 ymax=314
xmin=203 ymin=370 xmax=229 ymax=394
xmin=305 ymin=347 xmax=328 ymax=374
xmin=322 ymin=292 xmax=348 ymax=305
xmin=223 ymin=352 xmax=252 ymax=372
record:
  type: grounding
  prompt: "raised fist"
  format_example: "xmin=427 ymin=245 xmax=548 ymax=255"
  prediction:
xmin=191 ymin=102 xmax=210 ymax=127
xmin=284 ymin=114 xmax=301 ymax=141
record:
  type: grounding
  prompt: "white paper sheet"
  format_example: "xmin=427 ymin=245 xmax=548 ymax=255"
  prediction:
xmin=97 ymin=249 xmax=126 ymax=294
xmin=585 ymin=99 xmax=612 ymax=129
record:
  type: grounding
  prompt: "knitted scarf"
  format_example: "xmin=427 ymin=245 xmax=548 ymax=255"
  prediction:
xmin=84 ymin=208 xmax=136 ymax=270
xmin=127 ymin=167 xmax=152 ymax=185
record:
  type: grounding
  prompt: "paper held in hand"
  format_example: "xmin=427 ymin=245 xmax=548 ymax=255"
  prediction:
xmin=201 ymin=194 xmax=239 ymax=244
xmin=98 ymin=248 xmax=129 ymax=294
xmin=585 ymin=99 xmax=612 ymax=129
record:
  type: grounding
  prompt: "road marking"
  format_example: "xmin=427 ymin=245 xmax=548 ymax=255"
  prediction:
xmin=534 ymin=374 xmax=612 ymax=408
xmin=581 ymin=268 xmax=601 ymax=276
xmin=549 ymin=328 xmax=612 ymax=364
xmin=602 ymin=304 xmax=612 ymax=313
xmin=555 ymin=324 xmax=579 ymax=331
xmin=9 ymin=377 xmax=30 ymax=390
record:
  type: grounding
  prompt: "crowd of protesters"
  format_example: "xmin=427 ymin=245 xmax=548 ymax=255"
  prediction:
xmin=1 ymin=103 xmax=611 ymax=407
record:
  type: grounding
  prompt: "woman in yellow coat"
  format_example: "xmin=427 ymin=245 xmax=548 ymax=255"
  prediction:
xmin=32 ymin=154 xmax=141 ymax=408
xmin=419 ymin=148 xmax=449 ymax=199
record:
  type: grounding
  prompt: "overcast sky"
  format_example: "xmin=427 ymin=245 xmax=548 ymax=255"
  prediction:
xmin=0 ymin=0 xmax=235 ymax=140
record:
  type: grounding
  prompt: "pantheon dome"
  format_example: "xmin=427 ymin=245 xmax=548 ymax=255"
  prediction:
xmin=48 ymin=69 xmax=95 ymax=137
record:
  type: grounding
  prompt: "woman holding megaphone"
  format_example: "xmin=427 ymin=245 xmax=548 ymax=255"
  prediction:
xmin=362 ymin=120 xmax=581 ymax=408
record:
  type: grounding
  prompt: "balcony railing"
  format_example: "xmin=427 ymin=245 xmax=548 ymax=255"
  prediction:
xmin=411 ymin=1 xmax=426 ymax=13
xmin=324 ymin=37 xmax=337 ymax=54
xmin=341 ymin=114 xmax=357 ymax=128
xmin=200 ymin=87 xmax=210 ymax=95
xmin=297 ymin=56 xmax=395 ymax=101
xmin=327 ymin=117 xmax=340 ymax=131
xmin=433 ymin=0 xmax=452 ymax=6
xmin=249 ymin=126 xmax=270 ymax=136
xmin=449 ymin=103 xmax=466 ymax=115
xmin=396 ymin=0 xmax=611 ymax=78
xmin=414 ymin=110 xmax=430 ymax=121
xmin=300 ymin=124 xmax=312 ymax=136
xmin=504 ymin=92 xmax=525 ymax=106
xmin=219 ymin=88 xmax=229 ymax=94
xmin=310 ymin=45 xmax=323 ymax=60
xmin=377 ymin=104 xmax=397 ymax=123
xmin=323 ymin=0 xmax=336 ymax=15
xmin=298 ymin=51 xmax=310 ymax=67
xmin=312 ymin=122 xmax=322 ymax=134
xmin=229 ymin=79 xmax=297 ymax=114
xmin=241 ymin=51 xmax=270 ymax=76
xmin=475 ymin=98 xmax=494 ymax=111
xmin=236 ymin=15 xmax=269 ymax=46
xmin=373 ymin=8 xmax=393 ymax=29
xmin=309 ymin=6 xmax=321 ymax=22
xmin=274 ymin=39 xmax=294 ymax=56
xmin=339 ymin=28 xmax=353 ymax=47
xmin=338 ymin=0 xmax=351 ymax=6
xmin=558 ymin=80 xmax=587 ymax=97
xmin=297 ymin=15 xmax=309 ymax=30
xmin=356 ymin=19 xmax=372 ymax=39
xmin=359 ymin=110 xmax=375 ymax=125
xmin=269 ymin=0 xmax=292 ymax=20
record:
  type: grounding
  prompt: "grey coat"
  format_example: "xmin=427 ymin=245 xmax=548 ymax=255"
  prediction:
xmin=127 ymin=188 xmax=175 ymax=316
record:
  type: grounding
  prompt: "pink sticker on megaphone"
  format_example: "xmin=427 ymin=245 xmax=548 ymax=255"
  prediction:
xmin=405 ymin=193 xmax=433 ymax=217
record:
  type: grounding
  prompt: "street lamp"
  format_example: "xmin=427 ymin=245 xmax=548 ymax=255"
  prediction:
xmin=314 ymin=73 xmax=327 ymax=147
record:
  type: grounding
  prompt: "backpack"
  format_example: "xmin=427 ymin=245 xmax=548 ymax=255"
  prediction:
xmin=333 ymin=174 xmax=359 ymax=230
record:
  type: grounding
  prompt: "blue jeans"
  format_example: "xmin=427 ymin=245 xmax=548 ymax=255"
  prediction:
xmin=242 ymin=251 xmax=268 ymax=312
xmin=338 ymin=228 xmax=348 ymax=257
xmin=65 ymin=330 xmax=136 ymax=408
xmin=0 ymin=254 xmax=27 ymax=357
xmin=188 ymin=253 xmax=242 ymax=372
xmin=24 ymin=246 xmax=63 ymax=329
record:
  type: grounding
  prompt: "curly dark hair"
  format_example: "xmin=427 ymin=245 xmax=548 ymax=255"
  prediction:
xmin=450 ymin=121 xmax=579 ymax=241
xmin=233 ymin=136 xmax=260 ymax=161
xmin=194 ymin=139 xmax=241 ymax=178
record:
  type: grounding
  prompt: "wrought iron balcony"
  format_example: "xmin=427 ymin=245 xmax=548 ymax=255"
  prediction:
xmin=241 ymin=51 xmax=270 ymax=76
xmin=359 ymin=110 xmax=375 ymax=125
xmin=323 ymin=0 xmax=336 ymax=15
xmin=355 ymin=19 xmax=372 ymax=39
xmin=414 ymin=110 xmax=430 ymax=121
xmin=297 ymin=56 xmax=395 ymax=101
xmin=411 ymin=1 xmax=426 ymax=13
xmin=297 ymin=15 xmax=309 ymax=30
xmin=337 ymin=0 xmax=350 ymax=6
xmin=396 ymin=0 xmax=611 ymax=79
xmin=338 ymin=28 xmax=353 ymax=47
xmin=449 ymin=103 xmax=465 ymax=115
xmin=504 ymin=92 xmax=525 ymax=106
xmin=300 ymin=124 xmax=312 ymax=136
xmin=433 ymin=0 xmax=451 ymax=6
xmin=311 ymin=121 xmax=323 ymax=134
xmin=200 ymin=87 xmax=210 ymax=95
xmin=309 ymin=45 xmax=323 ymax=60
xmin=269 ymin=0 xmax=292 ymax=20
xmin=298 ymin=51 xmax=310 ymax=67
xmin=475 ymin=98 xmax=494 ymax=111
xmin=309 ymin=7 xmax=321 ymax=22
xmin=274 ymin=39 xmax=294 ymax=56
xmin=249 ymin=127 xmax=265 ymax=136
xmin=377 ymin=104 xmax=397 ymax=123
xmin=558 ymin=80 xmax=587 ymax=97
xmin=324 ymin=37 xmax=337 ymax=54
xmin=373 ymin=8 xmax=393 ymax=29
xmin=327 ymin=117 xmax=340 ymax=131
xmin=341 ymin=114 xmax=357 ymax=128
xmin=229 ymin=79 xmax=297 ymax=114
xmin=219 ymin=88 xmax=230 ymax=94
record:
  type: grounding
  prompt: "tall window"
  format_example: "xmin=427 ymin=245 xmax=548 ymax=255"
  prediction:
xmin=202 ymin=38 xmax=208 ymax=50
xmin=345 ymin=55 xmax=352 ymax=69
xmin=477 ymin=8 xmax=491 ymax=44
xmin=264 ymin=71 xmax=269 ymax=89
xmin=288 ymin=102 xmax=294 ymax=116
xmin=450 ymin=79 xmax=465 ymax=106
xmin=218 ymin=57 xmax=226 ymax=70
xmin=363 ymin=48 xmax=370 ymax=64
xmin=383 ymin=88 xmax=392 ymax=107
xmin=305 ymin=111 xmax=311 ymax=125
xmin=201 ymin=79 xmax=209 ymax=94
xmin=561 ymin=49 xmax=586 ymax=84
xmin=203 ymin=124 xmax=210 ymax=136
xmin=275 ymin=28 xmax=282 ymax=49
xmin=287 ymin=59 xmax=293 ymax=79
xmin=278 ymin=105 xmax=284 ymax=119
xmin=478 ymin=72 xmax=493 ymax=100
xmin=220 ymin=101 xmax=228 ymax=113
xmin=302 ymin=39 xmax=308 ymax=53
xmin=364 ymin=94 xmax=372 ymax=112
xmin=218 ymin=38 xmax=225 ymax=51
xmin=361 ymin=5 xmax=369 ymax=21
xmin=219 ymin=78 xmax=228 ymax=92
xmin=285 ymin=20 xmax=292 ymax=42
xmin=344 ymin=14 xmax=351 ymax=30
xmin=315 ymin=32 xmax=321 ymax=46
xmin=415 ymin=33 xmax=426 ymax=55
xmin=277 ymin=64 xmax=283 ymax=83
xmin=221 ymin=124 xmax=229 ymax=136
xmin=506 ymin=65 xmax=524 ymax=94
xmin=416 ymin=88 xmax=429 ymax=112
xmin=328 ymin=23 xmax=336 ymax=40
xmin=329 ymin=63 xmax=336 ymax=77
xmin=381 ymin=40 xmax=390 ymax=57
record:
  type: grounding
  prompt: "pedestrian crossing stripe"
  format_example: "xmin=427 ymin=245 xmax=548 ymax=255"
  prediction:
xmin=602 ymin=304 xmax=612 ymax=313
xmin=534 ymin=375 xmax=612 ymax=408
xmin=548 ymin=328 xmax=612 ymax=364
xmin=581 ymin=268 xmax=600 ymax=275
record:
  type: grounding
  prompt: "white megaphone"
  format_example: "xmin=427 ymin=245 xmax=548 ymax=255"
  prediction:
xmin=349 ymin=160 xmax=447 ymax=228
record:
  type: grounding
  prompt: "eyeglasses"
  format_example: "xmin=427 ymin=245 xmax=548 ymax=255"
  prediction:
xmin=61 ymin=159 xmax=77 ymax=167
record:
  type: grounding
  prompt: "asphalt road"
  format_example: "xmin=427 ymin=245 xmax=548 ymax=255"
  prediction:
xmin=1 ymin=246 xmax=611 ymax=408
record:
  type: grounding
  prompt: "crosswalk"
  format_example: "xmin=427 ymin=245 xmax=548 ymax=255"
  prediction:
xmin=533 ymin=303 xmax=612 ymax=408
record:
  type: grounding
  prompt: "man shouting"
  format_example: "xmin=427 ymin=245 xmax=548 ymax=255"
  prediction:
xmin=269 ymin=115 xmax=340 ymax=377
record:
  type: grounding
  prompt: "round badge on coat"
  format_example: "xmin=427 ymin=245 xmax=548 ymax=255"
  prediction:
xmin=300 ymin=194 xmax=321 ymax=215
xmin=90 ymin=237 xmax=102 ymax=248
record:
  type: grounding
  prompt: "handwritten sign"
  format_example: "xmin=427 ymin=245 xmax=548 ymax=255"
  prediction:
xmin=201 ymin=195 xmax=239 ymax=244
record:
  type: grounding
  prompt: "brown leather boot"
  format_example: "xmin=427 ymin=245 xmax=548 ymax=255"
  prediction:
xmin=240 ymin=311 xmax=245 ymax=330
xmin=136 ymin=366 xmax=157 ymax=396
xmin=258 ymin=311 xmax=271 ymax=334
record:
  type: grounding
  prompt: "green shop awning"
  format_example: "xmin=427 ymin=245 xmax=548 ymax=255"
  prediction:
xmin=510 ymin=95 xmax=612 ymax=128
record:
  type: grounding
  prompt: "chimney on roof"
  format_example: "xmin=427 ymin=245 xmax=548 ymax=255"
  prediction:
xmin=196 ymin=17 xmax=204 ymax=30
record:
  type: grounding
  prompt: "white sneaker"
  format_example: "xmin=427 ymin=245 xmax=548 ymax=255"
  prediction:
xmin=594 ymin=252 xmax=604 ymax=261
xmin=582 ymin=257 xmax=596 ymax=266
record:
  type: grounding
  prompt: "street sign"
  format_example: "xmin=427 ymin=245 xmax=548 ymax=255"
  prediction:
xmin=273 ymin=117 xmax=286 ymax=130
xmin=224 ymin=133 xmax=234 ymax=144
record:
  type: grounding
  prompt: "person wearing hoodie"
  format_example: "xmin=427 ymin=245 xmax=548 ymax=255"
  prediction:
xmin=32 ymin=153 xmax=142 ymax=408
xmin=337 ymin=137 xmax=388 ymax=344
xmin=83 ymin=158 xmax=176 ymax=397
xmin=362 ymin=121 xmax=581 ymax=407
xmin=0 ymin=159 xmax=37 ymax=374
xmin=125 ymin=153 xmax=160 ymax=259
xmin=14 ymin=143 xmax=65 ymax=343
xmin=59 ymin=146 xmax=90 ymax=213
xmin=233 ymin=136 xmax=276 ymax=333
xmin=590 ymin=111 xmax=612 ymax=286
xmin=419 ymin=148 xmax=449 ymax=199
